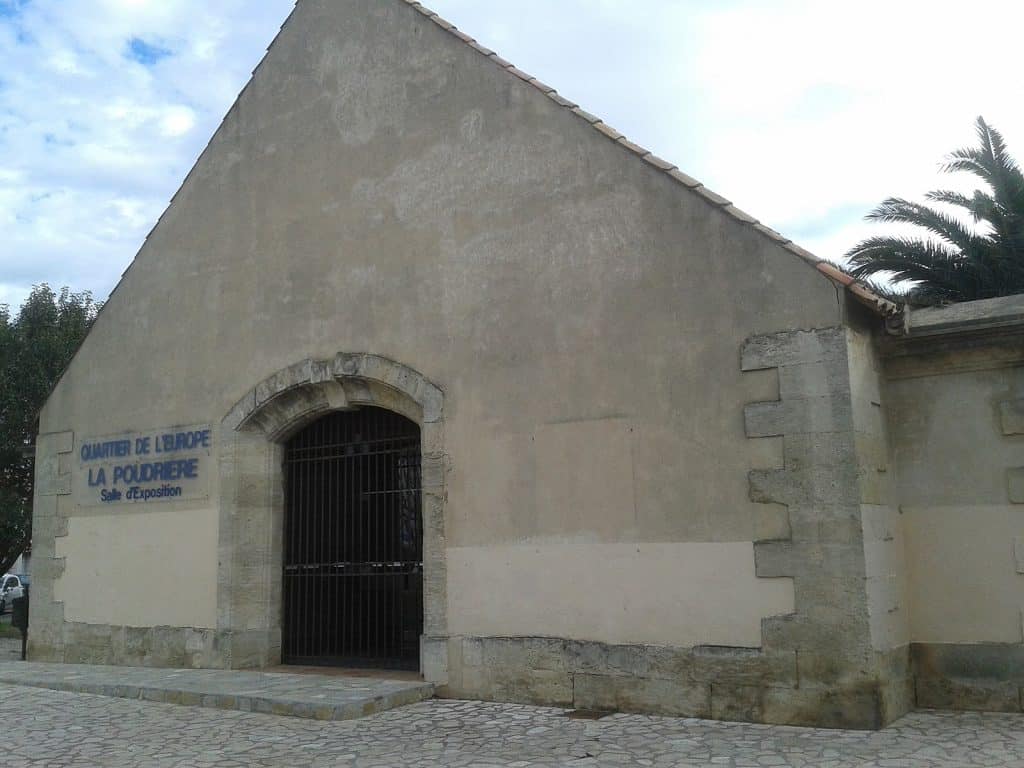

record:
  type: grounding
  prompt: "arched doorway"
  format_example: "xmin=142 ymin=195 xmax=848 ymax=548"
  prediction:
xmin=282 ymin=406 xmax=423 ymax=669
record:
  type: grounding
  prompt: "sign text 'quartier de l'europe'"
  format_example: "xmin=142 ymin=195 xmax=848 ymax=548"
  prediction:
xmin=75 ymin=425 xmax=212 ymax=506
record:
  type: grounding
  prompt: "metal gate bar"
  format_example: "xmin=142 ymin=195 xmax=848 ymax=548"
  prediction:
xmin=282 ymin=407 xmax=423 ymax=669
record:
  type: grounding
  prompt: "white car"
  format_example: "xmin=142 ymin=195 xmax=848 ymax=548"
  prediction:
xmin=0 ymin=574 xmax=24 ymax=614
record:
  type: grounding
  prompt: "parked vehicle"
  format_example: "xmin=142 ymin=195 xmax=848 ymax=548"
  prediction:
xmin=0 ymin=574 xmax=25 ymax=614
xmin=15 ymin=573 xmax=29 ymax=599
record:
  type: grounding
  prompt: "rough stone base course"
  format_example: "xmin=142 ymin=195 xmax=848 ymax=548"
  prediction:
xmin=442 ymin=635 xmax=912 ymax=730
xmin=913 ymin=643 xmax=1024 ymax=713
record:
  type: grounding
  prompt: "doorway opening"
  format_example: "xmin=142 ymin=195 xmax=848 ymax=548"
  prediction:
xmin=282 ymin=407 xmax=423 ymax=670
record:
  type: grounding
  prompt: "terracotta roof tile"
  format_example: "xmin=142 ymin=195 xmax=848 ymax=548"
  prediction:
xmin=489 ymin=53 xmax=514 ymax=68
xmin=468 ymin=41 xmax=494 ymax=56
xmin=571 ymin=107 xmax=602 ymax=124
xmin=617 ymin=137 xmax=649 ymax=156
xmin=784 ymin=242 xmax=821 ymax=265
xmin=693 ymin=186 xmax=731 ymax=207
xmin=753 ymin=224 xmax=791 ymax=244
xmin=397 ymin=0 xmax=898 ymax=316
xmin=848 ymin=282 xmax=899 ymax=315
xmin=506 ymin=66 xmax=534 ymax=82
xmin=723 ymin=205 xmax=759 ymax=225
xmin=643 ymin=154 xmax=677 ymax=172
xmin=667 ymin=169 xmax=703 ymax=189
xmin=816 ymin=261 xmax=853 ymax=286
xmin=593 ymin=122 xmax=625 ymax=141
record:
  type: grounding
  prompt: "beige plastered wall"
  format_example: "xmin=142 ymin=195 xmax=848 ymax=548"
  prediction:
xmin=39 ymin=0 xmax=844 ymax=652
xmin=449 ymin=542 xmax=793 ymax=647
xmin=56 ymin=507 xmax=218 ymax=629
xmin=886 ymin=358 xmax=1024 ymax=644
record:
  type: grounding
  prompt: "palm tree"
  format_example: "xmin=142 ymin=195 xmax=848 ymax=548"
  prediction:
xmin=846 ymin=117 xmax=1024 ymax=306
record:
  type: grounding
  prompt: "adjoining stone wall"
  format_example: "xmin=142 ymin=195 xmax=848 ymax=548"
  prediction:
xmin=883 ymin=315 xmax=1024 ymax=714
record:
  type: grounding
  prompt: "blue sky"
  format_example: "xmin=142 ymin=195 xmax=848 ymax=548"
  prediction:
xmin=1 ymin=0 xmax=1023 ymax=310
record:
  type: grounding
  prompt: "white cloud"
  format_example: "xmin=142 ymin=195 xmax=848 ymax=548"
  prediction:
xmin=2 ymin=0 xmax=1023 ymax=311
xmin=684 ymin=0 xmax=1024 ymax=256
xmin=0 ymin=0 xmax=294 ymax=310
xmin=160 ymin=106 xmax=196 ymax=138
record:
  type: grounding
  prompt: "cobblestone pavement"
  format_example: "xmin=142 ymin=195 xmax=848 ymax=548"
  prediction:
xmin=4 ymin=684 xmax=1024 ymax=767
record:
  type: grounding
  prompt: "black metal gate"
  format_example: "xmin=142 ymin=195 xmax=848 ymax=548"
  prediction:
xmin=282 ymin=407 xmax=423 ymax=669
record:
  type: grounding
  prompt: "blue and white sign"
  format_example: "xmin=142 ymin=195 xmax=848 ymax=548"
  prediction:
xmin=75 ymin=424 xmax=212 ymax=506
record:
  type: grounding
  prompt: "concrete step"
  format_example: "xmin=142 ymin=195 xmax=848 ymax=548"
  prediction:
xmin=0 ymin=662 xmax=433 ymax=721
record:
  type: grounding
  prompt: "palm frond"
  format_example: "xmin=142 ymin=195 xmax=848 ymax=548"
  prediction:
xmin=847 ymin=235 xmax=1024 ymax=303
xmin=865 ymin=197 xmax=986 ymax=253
xmin=924 ymin=189 xmax=988 ymax=221
xmin=846 ymin=117 xmax=1024 ymax=305
xmin=944 ymin=117 xmax=1024 ymax=215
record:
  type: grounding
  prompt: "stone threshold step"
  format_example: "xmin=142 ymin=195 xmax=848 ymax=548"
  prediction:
xmin=0 ymin=662 xmax=433 ymax=721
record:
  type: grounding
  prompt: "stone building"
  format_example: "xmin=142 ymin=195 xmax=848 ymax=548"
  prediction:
xmin=30 ymin=0 xmax=1024 ymax=729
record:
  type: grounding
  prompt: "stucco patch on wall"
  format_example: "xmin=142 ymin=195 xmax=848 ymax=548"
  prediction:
xmin=447 ymin=541 xmax=793 ymax=648
xmin=56 ymin=507 xmax=219 ymax=629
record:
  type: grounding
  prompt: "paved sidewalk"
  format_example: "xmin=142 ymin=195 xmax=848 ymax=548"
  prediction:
xmin=4 ymin=685 xmax=1024 ymax=767
xmin=0 ymin=661 xmax=433 ymax=721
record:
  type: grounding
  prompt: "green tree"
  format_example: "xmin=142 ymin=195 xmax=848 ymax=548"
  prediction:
xmin=0 ymin=285 xmax=100 ymax=574
xmin=846 ymin=117 xmax=1024 ymax=306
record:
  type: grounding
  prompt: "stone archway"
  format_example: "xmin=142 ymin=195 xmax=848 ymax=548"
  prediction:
xmin=214 ymin=354 xmax=448 ymax=681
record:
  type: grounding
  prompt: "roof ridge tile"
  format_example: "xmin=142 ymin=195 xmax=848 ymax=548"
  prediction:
xmin=643 ymin=154 xmax=677 ymax=172
xmin=693 ymin=187 xmax=731 ymax=207
xmin=616 ymin=137 xmax=649 ymax=156
xmin=468 ymin=41 xmax=495 ymax=56
xmin=593 ymin=122 xmax=625 ymax=141
xmin=488 ymin=53 xmax=514 ymax=68
xmin=546 ymin=92 xmax=577 ymax=108
xmin=667 ymin=169 xmax=703 ymax=189
xmin=571 ymin=107 xmax=602 ymax=124
xmin=723 ymin=205 xmax=759 ymax=225
xmin=506 ymin=66 xmax=534 ymax=82
xmin=752 ymin=223 xmax=791 ymax=244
